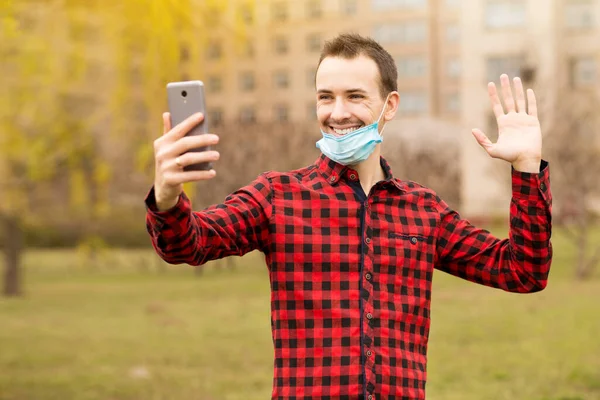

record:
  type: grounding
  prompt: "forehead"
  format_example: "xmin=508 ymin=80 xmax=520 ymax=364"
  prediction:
xmin=316 ymin=55 xmax=380 ymax=93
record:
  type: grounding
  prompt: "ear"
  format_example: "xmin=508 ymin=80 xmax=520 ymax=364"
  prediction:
xmin=383 ymin=91 xmax=400 ymax=122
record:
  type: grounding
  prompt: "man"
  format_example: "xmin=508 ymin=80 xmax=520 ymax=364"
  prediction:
xmin=145 ymin=34 xmax=552 ymax=399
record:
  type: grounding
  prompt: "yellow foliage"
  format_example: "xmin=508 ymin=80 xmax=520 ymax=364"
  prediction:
xmin=69 ymin=169 xmax=90 ymax=213
xmin=0 ymin=0 xmax=253 ymax=223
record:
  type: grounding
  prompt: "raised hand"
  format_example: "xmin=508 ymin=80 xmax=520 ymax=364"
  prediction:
xmin=472 ymin=74 xmax=542 ymax=173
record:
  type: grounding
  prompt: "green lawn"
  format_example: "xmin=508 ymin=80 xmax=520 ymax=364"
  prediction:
xmin=1 ymin=228 xmax=599 ymax=400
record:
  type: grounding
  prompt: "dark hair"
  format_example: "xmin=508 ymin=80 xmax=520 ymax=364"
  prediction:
xmin=317 ymin=33 xmax=398 ymax=99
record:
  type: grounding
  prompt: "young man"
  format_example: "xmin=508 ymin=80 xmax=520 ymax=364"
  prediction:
xmin=145 ymin=34 xmax=552 ymax=399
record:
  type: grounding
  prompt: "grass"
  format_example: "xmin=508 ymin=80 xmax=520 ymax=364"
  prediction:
xmin=0 ymin=227 xmax=599 ymax=400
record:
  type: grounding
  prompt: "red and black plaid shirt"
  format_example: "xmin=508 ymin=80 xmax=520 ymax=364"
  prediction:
xmin=145 ymin=155 xmax=552 ymax=400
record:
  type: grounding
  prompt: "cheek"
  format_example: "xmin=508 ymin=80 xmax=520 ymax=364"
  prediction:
xmin=316 ymin=104 xmax=330 ymax=122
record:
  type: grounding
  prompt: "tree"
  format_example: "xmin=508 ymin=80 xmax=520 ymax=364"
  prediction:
xmin=0 ymin=0 xmax=254 ymax=295
xmin=544 ymin=90 xmax=600 ymax=279
xmin=0 ymin=1 xmax=95 ymax=295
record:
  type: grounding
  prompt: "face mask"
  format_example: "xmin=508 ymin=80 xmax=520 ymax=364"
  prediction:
xmin=316 ymin=98 xmax=388 ymax=166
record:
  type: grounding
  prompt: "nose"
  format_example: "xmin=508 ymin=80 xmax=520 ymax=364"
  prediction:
xmin=329 ymin=97 xmax=350 ymax=122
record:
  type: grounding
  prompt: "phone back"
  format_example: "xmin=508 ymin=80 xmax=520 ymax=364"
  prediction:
xmin=166 ymin=81 xmax=211 ymax=171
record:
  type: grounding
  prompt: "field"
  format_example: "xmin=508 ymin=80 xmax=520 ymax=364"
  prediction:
xmin=1 ymin=228 xmax=599 ymax=400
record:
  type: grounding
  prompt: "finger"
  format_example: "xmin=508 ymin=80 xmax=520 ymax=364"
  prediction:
xmin=471 ymin=129 xmax=496 ymax=157
xmin=163 ymin=112 xmax=171 ymax=135
xmin=163 ymin=169 xmax=217 ymax=186
xmin=175 ymin=150 xmax=220 ymax=167
xmin=500 ymin=74 xmax=516 ymax=113
xmin=527 ymin=89 xmax=538 ymax=118
xmin=171 ymin=134 xmax=219 ymax=156
xmin=488 ymin=82 xmax=504 ymax=119
xmin=513 ymin=77 xmax=526 ymax=113
xmin=165 ymin=112 xmax=204 ymax=141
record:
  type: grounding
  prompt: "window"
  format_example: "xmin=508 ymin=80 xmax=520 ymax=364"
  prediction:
xmin=396 ymin=56 xmax=427 ymax=78
xmin=307 ymin=33 xmax=322 ymax=52
xmin=445 ymin=24 xmax=460 ymax=42
xmin=239 ymin=3 xmax=253 ymax=24
xmin=240 ymin=71 xmax=255 ymax=91
xmin=307 ymin=0 xmax=322 ymax=18
xmin=485 ymin=1 xmax=526 ymax=28
xmin=209 ymin=109 xmax=224 ymax=127
xmin=486 ymin=55 xmax=526 ymax=82
xmin=307 ymin=67 xmax=317 ymax=88
xmin=274 ymin=104 xmax=289 ymax=122
xmin=243 ymin=40 xmax=254 ymax=58
xmin=565 ymin=1 xmax=596 ymax=29
xmin=206 ymin=41 xmax=222 ymax=60
xmin=373 ymin=22 xmax=427 ymax=43
xmin=446 ymin=58 xmax=461 ymax=78
xmin=274 ymin=36 xmax=289 ymax=54
xmin=273 ymin=70 xmax=290 ymax=89
xmin=343 ymin=0 xmax=358 ymax=15
xmin=206 ymin=75 xmax=223 ymax=93
xmin=240 ymin=106 xmax=256 ymax=123
xmin=571 ymin=56 xmax=597 ymax=87
xmin=399 ymin=92 xmax=428 ymax=114
xmin=272 ymin=2 xmax=288 ymax=22
xmin=372 ymin=0 xmax=427 ymax=11
xmin=446 ymin=93 xmax=460 ymax=112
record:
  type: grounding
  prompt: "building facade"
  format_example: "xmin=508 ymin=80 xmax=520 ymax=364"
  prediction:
xmin=199 ymin=0 xmax=599 ymax=217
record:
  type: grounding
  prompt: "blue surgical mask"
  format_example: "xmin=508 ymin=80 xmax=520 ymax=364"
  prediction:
xmin=316 ymin=99 xmax=388 ymax=166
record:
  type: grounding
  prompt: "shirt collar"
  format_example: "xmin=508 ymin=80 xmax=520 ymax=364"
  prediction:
xmin=315 ymin=154 xmax=404 ymax=192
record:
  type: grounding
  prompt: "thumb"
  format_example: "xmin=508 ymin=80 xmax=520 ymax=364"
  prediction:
xmin=162 ymin=112 xmax=172 ymax=135
xmin=471 ymin=129 xmax=495 ymax=156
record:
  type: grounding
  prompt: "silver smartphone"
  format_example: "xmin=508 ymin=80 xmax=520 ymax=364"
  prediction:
xmin=166 ymin=80 xmax=212 ymax=171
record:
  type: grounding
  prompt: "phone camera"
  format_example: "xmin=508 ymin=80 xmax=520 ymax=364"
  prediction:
xmin=181 ymin=90 xmax=187 ymax=97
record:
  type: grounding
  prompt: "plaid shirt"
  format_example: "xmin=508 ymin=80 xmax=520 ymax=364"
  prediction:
xmin=145 ymin=155 xmax=552 ymax=400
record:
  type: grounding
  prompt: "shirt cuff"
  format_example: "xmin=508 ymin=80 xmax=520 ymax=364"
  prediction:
xmin=511 ymin=160 xmax=551 ymax=204
xmin=144 ymin=186 xmax=191 ymax=226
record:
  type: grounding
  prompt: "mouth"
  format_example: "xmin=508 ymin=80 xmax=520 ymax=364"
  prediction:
xmin=329 ymin=125 xmax=363 ymax=137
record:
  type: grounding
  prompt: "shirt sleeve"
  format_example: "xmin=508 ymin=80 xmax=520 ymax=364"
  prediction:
xmin=144 ymin=173 xmax=273 ymax=266
xmin=434 ymin=161 xmax=552 ymax=293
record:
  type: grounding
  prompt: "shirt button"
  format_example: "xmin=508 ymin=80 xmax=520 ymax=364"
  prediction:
xmin=330 ymin=176 xmax=336 ymax=182
xmin=368 ymin=395 xmax=373 ymax=400
xmin=365 ymin=237 xmax=371 ymax=244
xmin=366 ymin=312 xmax=373 ymax=320
xmin=365 ymin=273 xmax=372 ymax=281
xmin=410 ymin=237 xmax=418 ymax=244
xmin=366 ymin=350 xmax=372 ymax=357
xmin=540 ymin=183 xmax=546 ymax=191
xmin=349 ymin=173 xmax=356 ymax=180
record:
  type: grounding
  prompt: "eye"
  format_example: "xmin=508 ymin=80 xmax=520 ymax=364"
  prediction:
xmin=318 ymin=94 xmax=333 ymax=101
xmin=349 ymin=94 xmax=364 ymax=99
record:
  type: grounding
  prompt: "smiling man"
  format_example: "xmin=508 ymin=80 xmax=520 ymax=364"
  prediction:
xmin=145 ymin=34 xmax=552 ymax=399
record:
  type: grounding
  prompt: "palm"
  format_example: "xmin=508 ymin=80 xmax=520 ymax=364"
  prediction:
xmin=472 ymin=75 xmax=542 ymax=170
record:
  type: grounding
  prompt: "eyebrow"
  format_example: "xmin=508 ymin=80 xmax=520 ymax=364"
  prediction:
xmin=317 ymin=88 xmax=368 ymax=94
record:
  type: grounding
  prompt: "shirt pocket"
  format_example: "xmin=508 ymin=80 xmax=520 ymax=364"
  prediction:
xmin=385 ymin=231 xmax=432 ymax=282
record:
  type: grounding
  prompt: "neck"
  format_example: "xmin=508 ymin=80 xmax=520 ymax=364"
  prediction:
xmin=352 ymin=144 xmax=386 ymax=197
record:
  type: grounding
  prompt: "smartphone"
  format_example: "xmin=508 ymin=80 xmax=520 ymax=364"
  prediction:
xmin=166 ymin=80 xmax=212 ymax=171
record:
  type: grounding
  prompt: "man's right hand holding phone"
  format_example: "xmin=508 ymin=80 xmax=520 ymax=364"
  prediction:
xmin=153 ymin=112 xmax=220 ymax=211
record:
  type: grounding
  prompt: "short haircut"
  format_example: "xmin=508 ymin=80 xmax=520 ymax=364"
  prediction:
xmin=317 ymin=33 xmax=398 ymax=99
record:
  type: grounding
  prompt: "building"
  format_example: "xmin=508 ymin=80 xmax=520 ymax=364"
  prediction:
xmin=200 ymin=0 xmax=599 ymax=217
xmin=201 ymin=0 xmax=461 ymax=126
xmin=460 ymin=0 xmax=600 ymax=217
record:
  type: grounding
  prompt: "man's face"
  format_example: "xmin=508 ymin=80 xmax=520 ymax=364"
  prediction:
xmin=315 ymin=55 xmax=387 ymax=137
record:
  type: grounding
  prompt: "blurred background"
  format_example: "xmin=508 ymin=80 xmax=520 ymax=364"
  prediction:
xmin=1 ymin=0 xmax=599 ymax=399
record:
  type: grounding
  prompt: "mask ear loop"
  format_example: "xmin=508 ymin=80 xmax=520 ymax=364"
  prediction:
xmin=377 ymin=94 xmax=390 ymax=137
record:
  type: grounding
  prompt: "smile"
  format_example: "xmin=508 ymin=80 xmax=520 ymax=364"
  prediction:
xmin=330 ymin=125 xmax=363 ymax=136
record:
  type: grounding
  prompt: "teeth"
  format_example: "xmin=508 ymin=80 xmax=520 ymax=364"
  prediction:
xmin=333 ymin=126 xmax=360 ymax=135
